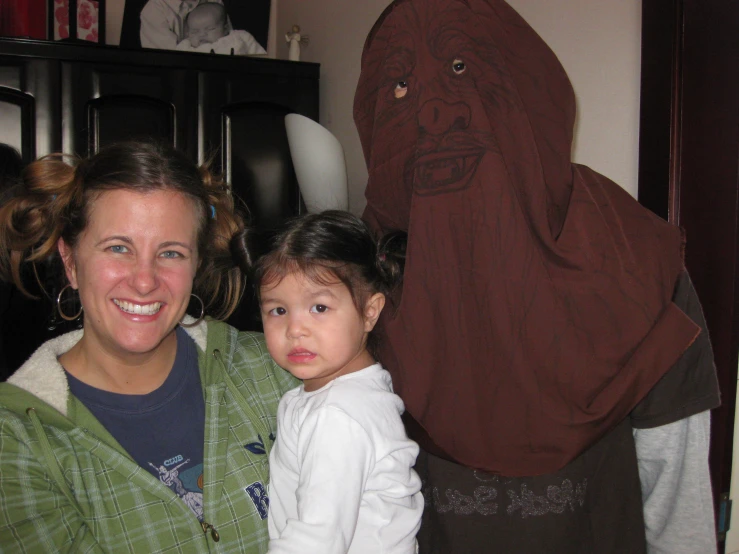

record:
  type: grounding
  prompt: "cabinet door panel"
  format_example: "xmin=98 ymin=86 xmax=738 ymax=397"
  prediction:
xmin=88 ymin=95 xmax=175 ymax=153
xmin=200 ymin=71 xmax=318 ymax=331
xmin=222 ymin=101 xmax=303 ymax=227
xmin=220 ymin=101 xmax=305 ymax=332
xmin=0 ymin=58 xmax=60 ymax=161
xmin=200 ymin=71 xmax=317 ymax=226
xmin=62 ymin=62 xmax=198 ymax=158
xmin=0 ymin=86 xmax=34 ymax=160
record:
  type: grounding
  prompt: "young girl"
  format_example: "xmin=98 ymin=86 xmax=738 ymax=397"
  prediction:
xmin=244 ymin=210 xmax=422 ymax=553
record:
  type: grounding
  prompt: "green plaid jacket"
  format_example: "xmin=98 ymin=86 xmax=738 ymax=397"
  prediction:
xmin=0 ymin=320 xmax=298 ymax=553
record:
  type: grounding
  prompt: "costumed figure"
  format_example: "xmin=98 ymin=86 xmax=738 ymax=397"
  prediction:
xmin=354 ymin=1 xmax=720 ymax=552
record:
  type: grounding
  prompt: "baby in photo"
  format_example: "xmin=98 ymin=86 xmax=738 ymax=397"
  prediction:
xmin=176 ymin=3 xmax=266 ymax=55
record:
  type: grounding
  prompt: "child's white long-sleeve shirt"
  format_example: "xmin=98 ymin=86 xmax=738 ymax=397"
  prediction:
xmin=268 ymin=364 xmax=423 ymax=554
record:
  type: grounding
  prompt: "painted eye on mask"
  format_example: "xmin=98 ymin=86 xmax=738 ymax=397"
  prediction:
xmin=394 ymin=80 xmax=409 ymax=99
xmin=452 ymin=59 xmax=467 ymax=75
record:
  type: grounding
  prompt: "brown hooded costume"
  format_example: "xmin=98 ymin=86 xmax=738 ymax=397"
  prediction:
xmin=355 ymin=0 xmax=719 ymax=551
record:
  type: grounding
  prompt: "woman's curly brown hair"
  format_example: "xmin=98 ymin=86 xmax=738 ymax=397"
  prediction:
xmin=0 ymin=141 xmax=247 ymax=320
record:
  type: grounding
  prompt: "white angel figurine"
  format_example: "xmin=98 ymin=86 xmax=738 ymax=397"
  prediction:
xmin=285 ymin=25 xmax=309 ymax=61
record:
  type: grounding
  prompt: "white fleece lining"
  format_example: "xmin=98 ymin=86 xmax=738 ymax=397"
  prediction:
xmin=7 ymin=318 xmax=209 ymax=417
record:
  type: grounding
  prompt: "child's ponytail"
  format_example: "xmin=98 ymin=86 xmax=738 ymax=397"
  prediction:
xmin=376 ymin=230 xmax=407 ymax=294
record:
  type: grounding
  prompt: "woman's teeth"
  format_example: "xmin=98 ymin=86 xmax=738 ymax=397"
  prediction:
xmin=113 ymin=299 xmax=162 ymax=315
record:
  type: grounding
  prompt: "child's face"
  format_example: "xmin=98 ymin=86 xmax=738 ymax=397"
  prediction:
xmin=186 ymin=10 xmax=227 ymax=47
xmin=260 ymin=271 xmax=384 ymax=391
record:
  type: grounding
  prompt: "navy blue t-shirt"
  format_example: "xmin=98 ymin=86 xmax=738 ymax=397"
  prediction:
xmin=67 ymin=327 xmax=206 ymax=520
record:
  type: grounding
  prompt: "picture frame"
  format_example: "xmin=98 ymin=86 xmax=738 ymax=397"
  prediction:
xmin=48 ymin=0 xmax=106 ymax=43
xmin=120 ymin=0 xmax=270 ymax=56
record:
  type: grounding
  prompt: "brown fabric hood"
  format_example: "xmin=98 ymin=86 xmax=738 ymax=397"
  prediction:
xmin=355 ymin=0 xmax=701 ymax=476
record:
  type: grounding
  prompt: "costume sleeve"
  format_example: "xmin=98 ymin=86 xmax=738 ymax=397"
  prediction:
xmin=631 ymin=271 xmax=720 ymax=428
xmin=634 ymin=411 xmax=717 ymax=554
xmin=0 ymin=417 xmax=105 ymax=553
xmin=630 ymin=271 xmax=719 ymax=553
xmin=139 ymin=0 xmax=178 ymax=50
xmin=268 ymin=406 xmax=373 ymax=554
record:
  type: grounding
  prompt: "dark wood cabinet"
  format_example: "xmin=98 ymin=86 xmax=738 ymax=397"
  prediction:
xmin=0 ymin=37 xmax=318 ymax=163
xmin=0 ymin=38 xmax=319 ymax=376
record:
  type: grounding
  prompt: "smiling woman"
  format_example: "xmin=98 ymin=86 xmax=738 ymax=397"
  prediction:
xmin=56 ymin=188 xmax=201 ymax=392
xmin=0 ymin=141 xmax=298 ymax=552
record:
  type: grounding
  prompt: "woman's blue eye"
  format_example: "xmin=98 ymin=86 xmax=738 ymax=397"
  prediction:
xmin=109 ymin=245 xmax=128 ymax=253
xmin=160 ymin=251 xmax=183 ymax=259
xmin=310 ymin=304 xmax=328 ymax=314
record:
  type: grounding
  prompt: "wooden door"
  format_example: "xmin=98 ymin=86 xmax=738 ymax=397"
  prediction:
xmin=639 ymin=1 xmax=739 ymax=548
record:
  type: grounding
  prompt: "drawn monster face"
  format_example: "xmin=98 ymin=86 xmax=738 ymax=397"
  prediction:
xmin=356 ymin=0 xmax=517 ymax=199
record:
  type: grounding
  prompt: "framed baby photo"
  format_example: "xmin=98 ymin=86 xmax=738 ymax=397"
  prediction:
xmin=120 ymin=0 xmax=270 ymax=56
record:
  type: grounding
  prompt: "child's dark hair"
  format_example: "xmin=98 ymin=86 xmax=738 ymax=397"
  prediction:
xmin=239 ymin=210 xmax=406 ymax=351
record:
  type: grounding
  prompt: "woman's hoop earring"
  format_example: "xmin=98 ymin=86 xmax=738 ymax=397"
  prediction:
xmin=57 ymin=284 xmax=83 ymax=321
xmin=180 ymin=294 xmax=205 ymax=328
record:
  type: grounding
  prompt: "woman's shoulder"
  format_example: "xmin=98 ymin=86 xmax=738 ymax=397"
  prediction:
xmin=204 ymin=320 xmax=299 ymax=395
xmin=199 ymin=319 xmax=268 ymax=359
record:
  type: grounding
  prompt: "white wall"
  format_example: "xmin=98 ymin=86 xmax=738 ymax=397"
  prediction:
xmin=277 ymin=1 xmax=393 ymax=213
xmin=509 ymin=0 xmax=642 ymax=198
xmin=277 ymin=0 xmax=642 ymax=213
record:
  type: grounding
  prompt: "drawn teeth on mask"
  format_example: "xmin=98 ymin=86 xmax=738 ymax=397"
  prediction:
xmin=422 ymin=157 xmax=465 ymax=182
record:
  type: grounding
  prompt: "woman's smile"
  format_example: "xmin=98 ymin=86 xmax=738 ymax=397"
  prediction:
xmin=113 ymin=299 xmax=163 ymax=316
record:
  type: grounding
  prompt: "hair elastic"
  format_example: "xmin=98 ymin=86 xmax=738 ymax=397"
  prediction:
xmin=210 ymin=205 xmax=216 ymax=219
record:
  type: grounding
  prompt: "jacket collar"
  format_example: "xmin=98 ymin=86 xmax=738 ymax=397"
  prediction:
xmin=6 ymin=317 xmax=208 ymax=417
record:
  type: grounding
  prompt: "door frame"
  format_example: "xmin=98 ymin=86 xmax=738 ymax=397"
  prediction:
xmin=638 ymin=0 xmax=739 ymax=547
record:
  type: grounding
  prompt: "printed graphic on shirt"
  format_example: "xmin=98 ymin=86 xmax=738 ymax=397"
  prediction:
xmin=245 ymin=481 xmax=269 ymax=520
xmin=244 ymin=435 xmax=266 ymax=455
xmin=243 ymin=433 xmax=276 ymax=455
xmin=148 ymin=456 xmax=205 ymax=520
xmin=427 ymin=474 xmax=588 ymax=519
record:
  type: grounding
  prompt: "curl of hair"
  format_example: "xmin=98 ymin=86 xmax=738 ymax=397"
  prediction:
xmin=376 ymin=229 xmax=407 ymax=292
xmin=193 ymin=162 xmax=246 ymax=320
xmin=0 ymin=154 xmax=79 ymax=296
xmin=0 ymin=141 xmax=247 ymax=319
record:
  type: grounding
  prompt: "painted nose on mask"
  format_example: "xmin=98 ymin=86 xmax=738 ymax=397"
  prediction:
xmin=418 ymin=99 xmax=471 ymax=135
